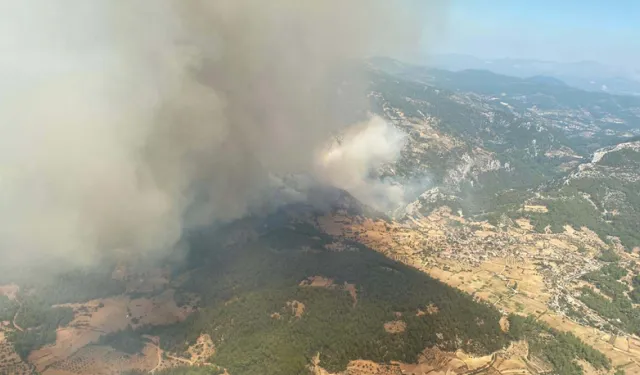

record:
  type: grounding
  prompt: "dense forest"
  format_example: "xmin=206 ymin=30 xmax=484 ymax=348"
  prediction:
xmin=581 ymin=263 xmax=628 ymax=299
xmin=631 ymin=275 xmax=640 ymax=303
xmin=578 ymin=287 xmax=640 ymax=335
xmin=98 ymin=325 xmax=148 ymax=355
xmin=8 ymin=297 xmax=74 ymax=359
xmin=527 ymin=174 xmax=640 ymax=251
xmin=507 ymin=315 xmax=610 ymax=375
xmin=571 ymin=256 xmax=640 ymax=335
xmin=24 ymin=269 xmax=126 ymax=305
xmin=141 ymin=209 xmax=509 ymax=374
xmin=133 ymin=206 xmax=611 ymax=375
xmin=0 ymin=295 xmax=19 ymax=322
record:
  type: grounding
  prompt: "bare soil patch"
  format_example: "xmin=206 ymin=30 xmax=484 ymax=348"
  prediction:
xmin=311 ymin=355 xmax=402 ymax=375
xmin=300 ymin=277 xmax=358 ymax=307
xmin=30 ymin=289 xmax=194 ymax=373
xmin=523 ymin=205 xmax=548 ymax=213
xmin=0 ymin=284 xmax=19 ymax=300
xmin=499 ymin=316 xmax=510 ymax=332
xmin=286 ymin=300 xmax=305 ymax=319
xmin=416 ymin=303 xmax=438 ymax=317
xmin=300 ymin=276 xmax=336 ymax=288
xmin=42 ymin=342 xmax=158 ymax=375
xmin=312 ymin=343 xmax=532 ymax=375
xmin=426 ymin=303 xmax=439 ymax=314
xmin=383 ymin=320 xmax=406 ymax=334
xmin=540 ymin=313 xmax=640 ymax=372
xmin=184 ymin=334 xmax=215 ymax=366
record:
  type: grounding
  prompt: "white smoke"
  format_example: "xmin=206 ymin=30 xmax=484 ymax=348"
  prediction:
xmin=316 ymin=117 xmax=408 ymax=211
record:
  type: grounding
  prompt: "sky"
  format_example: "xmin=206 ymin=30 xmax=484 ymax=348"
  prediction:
xmin=431 ymin=0 xmax=640 ymax=68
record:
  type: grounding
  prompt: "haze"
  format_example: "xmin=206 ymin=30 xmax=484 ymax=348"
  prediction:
xmin=431 ymin=0 xmax=640 ymax=71
xmin=0 ymin=1 xmax=445 ymax=278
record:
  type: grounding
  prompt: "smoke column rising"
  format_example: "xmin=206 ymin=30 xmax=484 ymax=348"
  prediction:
xmin=316 ymin=116 xmax=408 ymax=212
xmin=0 ymin=1 xmax=443 ymax=275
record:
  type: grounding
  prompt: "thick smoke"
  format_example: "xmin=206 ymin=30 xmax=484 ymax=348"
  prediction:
xmin=0 ymin=1 xmax=442 ymax=274
xmin=316 ymin=117 xmax=407 ymax=212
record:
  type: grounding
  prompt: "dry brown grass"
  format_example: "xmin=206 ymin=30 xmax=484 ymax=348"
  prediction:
xmin=383 ymin=320 xmax=406 ymax=334
xmin=499 ymin=316 xmax=510 ymax=332
xmin=397 ymin=346 xmax=524 ymax=375
xmin=515 ymin=218 xmax=534 ymax=231
xmin=30 ymin=297 xmax=131 ymax=372
xmin=287 ymin=300 xmax=306 ymax=319
xmin=30 ymin=289 xmax=194 ymax=374
xmin=185 ymin=334 xmax=216 ymax=366
xmin=576 ymin=359 xmax=600 ymax=375
xmin=523 ymin=205 xmax=548 ymax=213
xmin=309 ymin=337 xmax=527 ymax=375
xmin=43 ymin=342 xmax=159 ymax=375
xmin=300 ymin=276 xmax=336 ymax=288
xmin=44 ymin=332 xmax=215 ymax=375
xmin=128 ymin=289 xmax=193 ymax=329
xmin=540 ymin=314 xmax=640 ymax=373
xmin=416 ymin=303 xmax=439 ymax=317
xmin=315 ymin=206 xmax=640 ymax=372
xmin=300 ymin=276 xmax=358 ymax=307
xmin=311 ymin=355 xmax=402 ymax=375
xmin=0 ymin=284 xmax=19 ymax=300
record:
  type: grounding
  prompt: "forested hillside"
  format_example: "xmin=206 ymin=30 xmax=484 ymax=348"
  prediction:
xmin=143 ymin=204 xmax=508 ymax=374
xmin=365 ymin=58 xmax=640 ymax=251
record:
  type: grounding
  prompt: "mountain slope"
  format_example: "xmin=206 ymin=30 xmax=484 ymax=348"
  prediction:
xmin=366 ymin=58 xmax=640 ymax=251
xmin=529 ymin=140 xmax=640 ymax=250
xmin=427 ymin=54 xmax=640 ymax=96
xmin=144 ymin=197 xmax=509 ymax=374
xmin=2 ymin=59 xmax=638 ymax=375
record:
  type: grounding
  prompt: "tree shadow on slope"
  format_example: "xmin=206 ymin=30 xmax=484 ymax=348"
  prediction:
xmin=144 ymin=205 xmax=508 ymax=375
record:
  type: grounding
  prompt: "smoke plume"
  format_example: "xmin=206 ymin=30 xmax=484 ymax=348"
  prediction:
xmin=316 ymin=117 xmax=407 ymax=212
xmin=0 ymin=1 xmax=442 ymax=275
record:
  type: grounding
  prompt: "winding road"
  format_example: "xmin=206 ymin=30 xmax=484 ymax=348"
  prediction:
xmin=12 ymin=300 xmax=23 ymax=332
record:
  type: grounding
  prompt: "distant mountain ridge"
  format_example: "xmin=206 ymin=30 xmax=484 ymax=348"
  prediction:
xmin=365 ymin=56 xmax=640 ymax=250
xmin=426 ymin=54 xmax=640 ymax=96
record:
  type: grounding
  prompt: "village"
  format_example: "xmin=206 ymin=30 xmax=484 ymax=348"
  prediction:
xmin=318 ymin=204 xmax=640 ymax=373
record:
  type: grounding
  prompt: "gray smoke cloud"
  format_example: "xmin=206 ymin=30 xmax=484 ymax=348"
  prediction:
xmin=0 ymin=1 xmax=445 ymax=275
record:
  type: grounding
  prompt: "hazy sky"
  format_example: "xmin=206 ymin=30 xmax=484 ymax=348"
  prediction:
xmin=432 ymin=0 xmax=640 ymax=68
